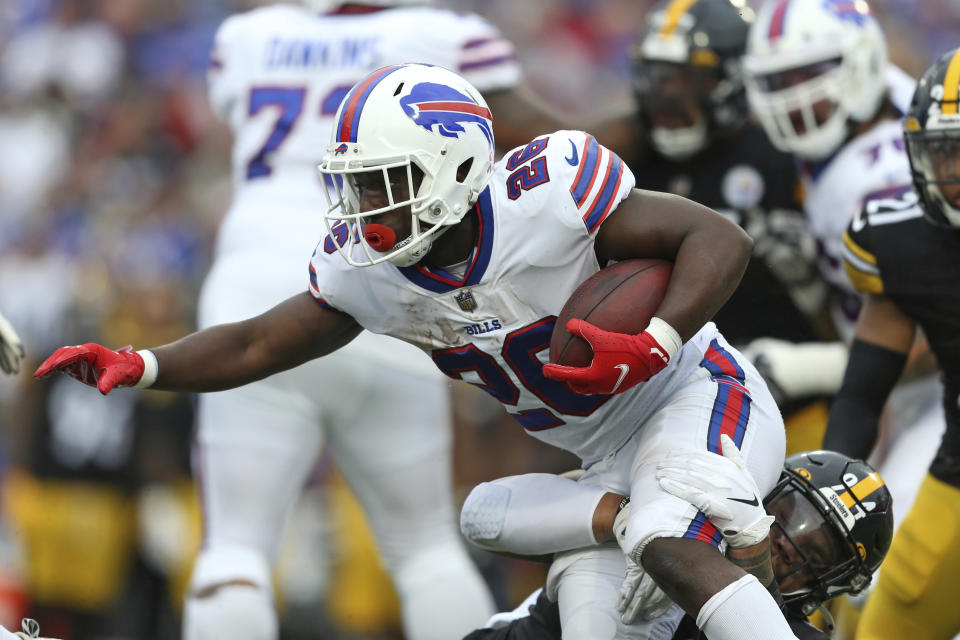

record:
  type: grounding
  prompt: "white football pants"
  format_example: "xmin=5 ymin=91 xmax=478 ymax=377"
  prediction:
xmin=184 ymin=251 xmax=494 ymax=640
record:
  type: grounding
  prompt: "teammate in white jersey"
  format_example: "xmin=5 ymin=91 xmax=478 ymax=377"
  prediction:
xmin=34 ymin=64 xmax=799 ymax=639
xmin=184 ymin=2 xmax=552 ymax=638
xmin=742 ymin=0 xmax=917 ymax=343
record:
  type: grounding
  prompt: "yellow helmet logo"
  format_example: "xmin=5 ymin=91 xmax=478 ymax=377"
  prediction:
xmin=857 ymin=542 xmax=867 ymax=560
xmin=796 ymin=467 xmax=812 ymax=481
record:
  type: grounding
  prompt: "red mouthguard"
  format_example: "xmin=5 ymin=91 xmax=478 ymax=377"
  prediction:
xmin=363 ymin=223 xmax=397 ymax=252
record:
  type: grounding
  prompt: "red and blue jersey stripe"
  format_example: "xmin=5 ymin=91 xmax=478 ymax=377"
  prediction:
xmin=569 ymin=136 xmax=626 ymax=233
xmin=683 ymin=340 xmax=752 ymax=547
xmin=335 ymin=64 xmax=404 ymax=143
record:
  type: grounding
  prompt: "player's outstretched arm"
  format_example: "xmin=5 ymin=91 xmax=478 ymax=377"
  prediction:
xmin=34 ymin=293 xmax=361 ymax=395
xmin=823 ymin=293 xmax=913 ymax=459
xmin=595 ymin=189 xmax=753 ymax=343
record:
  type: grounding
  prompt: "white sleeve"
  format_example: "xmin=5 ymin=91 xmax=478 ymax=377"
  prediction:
xmin=529 ymin=130 xmax=636 ymax=236
xmin=493 ymin=131 xmax=635 ymax=266
xmin=307 ymin=238 xmax=347 ymax=312
xmin=207 ymin=14 xmax=249 ymax=123
xmin=454 ymin=14 xmax=521 ymax=93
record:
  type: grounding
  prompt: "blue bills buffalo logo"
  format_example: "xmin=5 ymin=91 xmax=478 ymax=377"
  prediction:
xmin=334 ymin=143 xmax=348 ymax=156
xmin=399 ymin=83 xmax=493 ymax=147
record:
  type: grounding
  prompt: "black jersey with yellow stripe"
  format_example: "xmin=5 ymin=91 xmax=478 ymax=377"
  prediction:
xmin=842 ymin=189 xmax=960 ymax=433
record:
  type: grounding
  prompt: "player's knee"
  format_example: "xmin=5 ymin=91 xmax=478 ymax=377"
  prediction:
xmin=641 ymin=537 xmax=733 ymax=612
xmin=183 ymin=582 xmax=276 ymax=640
xmin=640 ymin=537 xmax=688 ymax=590
xmin=460 ymin=481 xmax=511 ymax=549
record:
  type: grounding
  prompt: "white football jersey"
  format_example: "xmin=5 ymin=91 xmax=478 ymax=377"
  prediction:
xmin=800 ymin=65 xmax=916 ymax=340
xmin=207 ymin=3 xmax=520 ymax=256
xmin=309 ymin=131 xmax=720 ymax=464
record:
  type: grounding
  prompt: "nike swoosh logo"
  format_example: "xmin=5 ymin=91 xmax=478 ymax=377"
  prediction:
xmin=565 ymin=139 xmax=579 ymax=166
xmin=611 ymin=363 xmax=630 ymax=393
xmin=729 ymin=495 xmax=760 ymax=507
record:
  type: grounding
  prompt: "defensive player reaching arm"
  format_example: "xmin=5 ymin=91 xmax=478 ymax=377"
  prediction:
xmin=461 ymin=440 xmax=892 ymax=640
xmin=37 ymin=64 xmax=797 ymax=640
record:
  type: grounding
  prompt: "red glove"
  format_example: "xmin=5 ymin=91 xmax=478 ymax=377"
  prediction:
xmin=543 ymin=318 xmax=680 ymax=395
xmin=34 ymin=343 xmax=146 ymax=395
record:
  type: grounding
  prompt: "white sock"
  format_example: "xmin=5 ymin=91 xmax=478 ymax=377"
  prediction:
xmin=696 ymin=574 xmax=798 ymax=640
xmin=0 ymin=625 xmax=19 ymax=640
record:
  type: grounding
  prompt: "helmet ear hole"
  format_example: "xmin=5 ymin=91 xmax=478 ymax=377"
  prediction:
xmin=456 ymin=158 xmax=474 ymax=183
xmin=393 ymin=82 xmax=404 ymax=97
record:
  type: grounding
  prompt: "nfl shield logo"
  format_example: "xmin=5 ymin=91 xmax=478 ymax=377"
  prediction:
xmin=455 ymin=290 xmax=478 ymax=312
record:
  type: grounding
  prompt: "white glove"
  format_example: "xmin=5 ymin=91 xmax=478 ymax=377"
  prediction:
xmin=613 ymin=503 xmax=673 ymax=623
xmin=0 ymin=311 xmax=24 ymax=374
xmin=656 ymin=435 xmax=774 ymax=549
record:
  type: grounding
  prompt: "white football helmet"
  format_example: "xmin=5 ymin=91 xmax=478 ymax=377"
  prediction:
xmin=319 ymin=63 xmax=494 ymax=267
xmin=743 ymin=0 xmax=888 ymax=160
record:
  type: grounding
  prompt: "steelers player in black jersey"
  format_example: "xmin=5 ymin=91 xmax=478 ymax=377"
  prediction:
xmin=624 ymin=0 xmax=823 ymax=349
xmin=462 ymin=450 xmax=893 ymax=640
xmin=823 ymin=47 xmax=960 ymax=639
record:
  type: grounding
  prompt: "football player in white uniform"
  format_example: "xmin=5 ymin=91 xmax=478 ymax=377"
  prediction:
xmin=185 ymin=2 xmax=542 ymax=638
xmin=741 ymin=0 xmax=946 ymax=546
xmin=744 ymin=0 xmax=915 ymax=343
xmin=35 ymin=64 xmax=799 ymax=639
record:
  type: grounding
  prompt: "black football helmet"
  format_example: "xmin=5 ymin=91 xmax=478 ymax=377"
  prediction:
xmin=764 ymin=450 xmax=893 ymax=617
xmin=904 ymin=47 xmax=960 ymax=229
xmin=632 ymin=0 xmax=752 ymax=159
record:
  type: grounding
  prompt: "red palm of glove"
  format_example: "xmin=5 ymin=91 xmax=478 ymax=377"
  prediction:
xmin=543 ymin=319 xmax=671 ymax=395
xmin=33 ymin=343 xmax=145 ymax=395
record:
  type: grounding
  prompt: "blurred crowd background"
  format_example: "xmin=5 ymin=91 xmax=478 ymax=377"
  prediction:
xmin=0 ymin=0 xmax=958 ymax=638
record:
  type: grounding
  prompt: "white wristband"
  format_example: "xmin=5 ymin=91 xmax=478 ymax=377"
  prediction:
xmin=644 ymin=317 xmax=682 ymax=359
xmin=135 ymin=349 xmax=158 ymax=388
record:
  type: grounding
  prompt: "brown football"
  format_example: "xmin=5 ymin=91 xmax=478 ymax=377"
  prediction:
xmin=549 ymin=259 xmax=673 ymax=367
